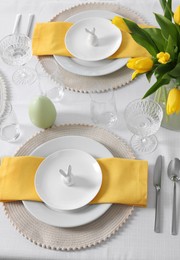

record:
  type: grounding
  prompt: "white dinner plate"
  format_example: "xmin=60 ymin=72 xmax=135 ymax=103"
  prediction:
xmin=35 ymin=149 xmax=102 ymax=211
xmin=23 ymin=136 xmax=112 ymax=228
xmin=54 ymin=10 xmax=128 ymax=76
xmin=65 ymin=17 xmax=122 ymax=61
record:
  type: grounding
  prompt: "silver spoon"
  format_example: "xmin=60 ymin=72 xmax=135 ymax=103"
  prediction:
xmin=167 ymin=158 xmax=180 ymax=235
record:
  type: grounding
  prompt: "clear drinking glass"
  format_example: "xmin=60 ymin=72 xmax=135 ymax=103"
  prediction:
xmin=0 ymin=102 xmax=21 ymax=142
xmin=35 ymin=58 xmax=64 ymax=102
xmin=124 ymin=99 xmax=163 ymax=154
xmin=90 ymin=91 xmax=118 ymax=127
xmin=0 ymin=34 xmax=36 ymax=85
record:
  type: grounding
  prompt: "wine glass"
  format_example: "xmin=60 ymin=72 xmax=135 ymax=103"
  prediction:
xmin=35 ymin=58 xmax=64 ymax=102
xmin=124 ymin=99 xmax=163 ymax=154
xmin=0 ymin=34 xmax=36 ymax=85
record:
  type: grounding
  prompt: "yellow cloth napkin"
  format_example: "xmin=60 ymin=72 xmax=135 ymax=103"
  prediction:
xmin=0 ymin=156 xmax=148 ymax=207
xmin=32 ymin=19 xmax=150 ymax=58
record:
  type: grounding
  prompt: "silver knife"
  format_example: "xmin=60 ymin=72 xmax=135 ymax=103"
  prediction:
xmin=153 ymin=155 xmax=163 ymax=233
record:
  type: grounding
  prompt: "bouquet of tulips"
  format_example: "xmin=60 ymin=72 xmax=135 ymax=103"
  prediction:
xmin=114 ymin=0 xmax=180 ymax=115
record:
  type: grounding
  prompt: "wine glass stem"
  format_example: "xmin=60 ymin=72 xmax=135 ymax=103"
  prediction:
xmin=38 ymin=77 xmax=45 ymax=95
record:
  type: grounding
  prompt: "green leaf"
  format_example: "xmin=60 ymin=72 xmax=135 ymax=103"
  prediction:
xmin=167 ymin=0 xmax=172 ymax=10
xmin=159 ymin=0 xmax=166 ymax=11
xmin=164 ymin=0 xmax=172 ymax=20
xmin=159 ymin=0 xmax=173 ymax=20
xmin=168 ymin=63 xmax=180 ymax=77
xmin=159 ymin=0 xmax=172 ymax=20
xmin=165 ymin=35 xmax=175 ymax=59
xmin=143 ymin=77 xmax=170 ymax=98
xmin=144 ymin=28 xmax=165 ymax=52
xmin=123 ymin=18 xmax=159 ymax=55
xmin=146 ymin=70 xmax=155 ymax=82
xmin=154 ymin=13 xmax=178 ymax=44
xmin=178 ymin=53 xmax=180 ymax=63
xmin=154 ymin=62 xmax=175 ymax=79
xmin=130 ymin=33 xmax=157 ymax=57
xmin=176 ymin=77 xmax=180 ymax=85
xmin=175 ymin=24 xmax=180 ymax=49
xmin=175 ymin=24 xmax=180 ymax=34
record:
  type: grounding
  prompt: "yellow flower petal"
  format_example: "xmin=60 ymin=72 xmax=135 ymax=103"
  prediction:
xmin=127 ymin=57 xmax=153 ymax=80
xmin=157 ymin=52 xmax=170 ymax=64
xmin=112 ymin=16 xmax=131 ymax=33
xmin=156 ymin=52 xmax=164 ymax=59
xmin=135 ymin=58 xmax=153 ymax=70
xmin=132 ymin=70 xmax=139 ymax=80
xmin=174 ymin=5 xmax=180 ymax=25
xmin=166 ymin=88 xmax=180 ymax=115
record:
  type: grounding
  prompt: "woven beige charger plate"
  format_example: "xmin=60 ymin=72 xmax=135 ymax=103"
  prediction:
xmin=3 ymin=125 xmax=135 ymax=250
xmin=40 ymin=2 xmax=147 ymax=93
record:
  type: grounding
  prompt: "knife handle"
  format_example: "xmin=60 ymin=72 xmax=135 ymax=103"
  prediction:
xmin=26 ymin=14 xmax=34 ymax=37
xmin=154 ymin=186 xmax=161 ymax=233
xmin=172 ymin=181 xmax=177 ymax=235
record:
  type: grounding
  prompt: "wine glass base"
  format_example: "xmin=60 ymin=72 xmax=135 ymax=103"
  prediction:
xmin=130 ymin=135 xmax=158 ymax=154
xmin=12 ymin=67 xmax=37 ymax=85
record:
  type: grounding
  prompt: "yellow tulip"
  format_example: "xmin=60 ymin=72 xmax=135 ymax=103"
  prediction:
xmin=157 ymin=52 xmax=170 ymax=64
xmin=166 ymin=88 xmax=180 ymax=115
xmin=112 ymin=16 xmax=131 ymax=33
xmin=127 ymin=57 xmax=153 ymax=79
xmin=174 ymin=5 xmax=180 ymax=25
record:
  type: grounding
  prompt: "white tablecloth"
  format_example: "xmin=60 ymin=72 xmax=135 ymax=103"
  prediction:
xmin=0 ymin=0 xmax=180 ymax=259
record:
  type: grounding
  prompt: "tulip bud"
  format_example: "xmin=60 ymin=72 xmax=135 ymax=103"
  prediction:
xmin=127 ymin=57 xmax=153 ymax=79
xmin=174 ymin=5 xmax=180 ymax=25
xmin=166 ymin=88 xmax=180 ymax=115
xmin=157 ymin=52 xmax=170 ymax=64
xmin=112 ymin=16 xmax=131 ymax=33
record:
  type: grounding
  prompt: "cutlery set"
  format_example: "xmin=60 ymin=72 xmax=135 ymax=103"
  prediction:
xmin=154 ymin=155 xmax=180 ymax=235
xmin=13 ymin=13 xmax=34 ymax=37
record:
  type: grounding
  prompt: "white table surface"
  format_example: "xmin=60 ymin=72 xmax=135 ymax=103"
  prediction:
xmin=0 ymin=0 xmax=180 ymax=259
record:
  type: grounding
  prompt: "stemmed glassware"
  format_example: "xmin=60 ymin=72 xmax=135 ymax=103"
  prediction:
xmin=35 ymin=57 xmax=64 ymax=102
xmin=124 ymin=99 xmax=163 ymax=154
xmin=0 ymin=14 xmax=37 ymax=85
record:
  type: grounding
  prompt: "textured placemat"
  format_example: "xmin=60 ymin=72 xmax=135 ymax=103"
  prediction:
xmin=3 ymin=124 xmax=135 ymax=251
xmin=39 ymin=2 xmax=147 ymax=93
xmin=0 ymin=72 xmax=8 ymax=117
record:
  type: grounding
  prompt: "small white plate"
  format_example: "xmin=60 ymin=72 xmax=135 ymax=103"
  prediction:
xmin=54 ymin=10 xmax=128 ymax=76
xmin=65 ymin=17 xmax=122 ymax=61
xmin=23 ymin=136 xmax=112 ymax=228
xmin=35 ymin=149 xmax=102 ymax=211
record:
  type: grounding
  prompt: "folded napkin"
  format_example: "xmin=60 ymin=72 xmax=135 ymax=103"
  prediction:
xmin=32 ymin=18 xmax=150 ymax=58
xmin=0 ymin=156 xmax=148 ymax=207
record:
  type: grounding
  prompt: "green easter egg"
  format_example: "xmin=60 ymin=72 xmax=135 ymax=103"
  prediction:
xmin=29 ymin=96 xmax=57 ymax=129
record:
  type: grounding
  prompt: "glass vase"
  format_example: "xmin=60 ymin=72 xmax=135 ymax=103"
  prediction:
xmin=153 ymin=80 xmax=180 ymax=131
